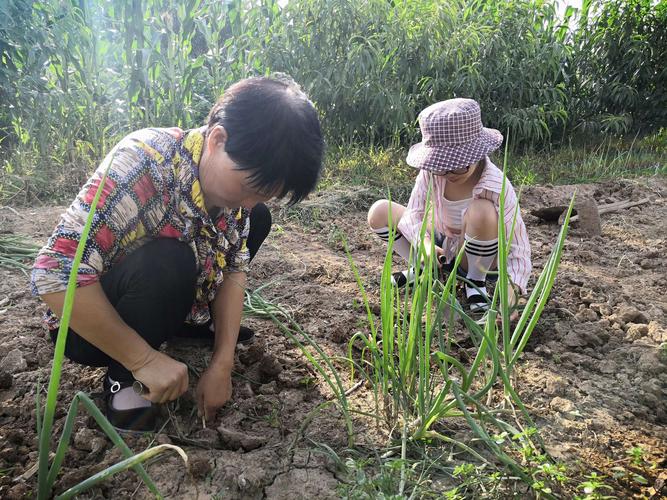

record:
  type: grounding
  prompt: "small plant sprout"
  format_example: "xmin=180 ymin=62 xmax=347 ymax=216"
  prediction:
xmin=576 ymin=472 xmax=615 ymax=500
xmin=627 ymin=446 xmax=645 ymax=467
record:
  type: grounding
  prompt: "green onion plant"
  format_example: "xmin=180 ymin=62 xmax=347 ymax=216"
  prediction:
xmin=256 ymin=166 xmax=574 ymax=492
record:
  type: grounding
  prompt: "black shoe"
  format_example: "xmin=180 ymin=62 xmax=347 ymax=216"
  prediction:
xmin=103 ymin=376 xmax=158 ymax=433
xmin=390 ymin=268 xmax=416 ymax=288
xmin=171 ymin=324 xmax=255 ymax=346
xmin=237 ymin=326 xmax=255 ymax=344
xmin=464 ymin=279 xmax=491 ymax=324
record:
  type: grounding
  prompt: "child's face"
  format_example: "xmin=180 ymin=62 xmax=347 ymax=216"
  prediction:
xmin=442 ymin=162 xmax=478 ymax=183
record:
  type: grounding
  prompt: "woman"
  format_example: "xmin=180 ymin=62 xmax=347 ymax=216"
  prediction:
xmin=31 ymin=76 xmax=324 ymax=431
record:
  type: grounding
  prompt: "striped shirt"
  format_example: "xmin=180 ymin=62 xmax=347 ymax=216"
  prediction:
xmin=31 ymin=127 xmax=250 ymax=329
xmin=396 ymin=158 xmax=532 ymax=293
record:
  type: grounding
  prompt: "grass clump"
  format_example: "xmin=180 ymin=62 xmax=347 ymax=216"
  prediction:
xmin=508 ymin=131 xmax=667 ymax=186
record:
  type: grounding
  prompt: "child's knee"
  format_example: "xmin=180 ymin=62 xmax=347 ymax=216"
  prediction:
xmin=367 ymin=199 xmax=390 ymax=229
xmin=464 ymin=199 xmax=497 ymax=229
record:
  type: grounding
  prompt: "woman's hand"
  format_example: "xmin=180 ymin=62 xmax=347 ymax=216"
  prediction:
xmin=196 ymin=366 xmax=232 ymax=423
xmin=131 ymin=349 xmax=189 ymax=404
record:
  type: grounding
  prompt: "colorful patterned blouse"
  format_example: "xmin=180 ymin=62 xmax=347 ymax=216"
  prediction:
xmin=30 ymin=127 xmax=250 ymax=328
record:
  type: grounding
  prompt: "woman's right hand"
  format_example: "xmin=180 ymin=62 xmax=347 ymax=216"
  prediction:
xmin=131 ymin=349 xmax=189 ymax=404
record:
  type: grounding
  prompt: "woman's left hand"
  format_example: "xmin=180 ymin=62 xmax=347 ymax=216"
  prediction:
xmin=196 ymin=366 xmax=233 ymax=423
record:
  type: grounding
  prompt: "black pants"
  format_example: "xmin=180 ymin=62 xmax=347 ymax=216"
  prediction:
xmin=49 ymin=203 xmax=271 ymax=382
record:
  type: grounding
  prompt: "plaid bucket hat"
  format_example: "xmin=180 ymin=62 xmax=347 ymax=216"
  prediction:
xmin=406 ymin=98 xmax=503 ymax=174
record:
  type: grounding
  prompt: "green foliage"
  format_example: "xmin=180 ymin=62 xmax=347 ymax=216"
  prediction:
xmin=575 ymin=472 xmax=615 ymax=500
xmin=340 ymin=457 xmax=415 ymax=499
xmin=1 ymin=0 xmax=665 ymax=202
xmin=507 ymin=132 xmax=667 ymax=187
xmin=569 ymin=0 xmax=667 ymax=136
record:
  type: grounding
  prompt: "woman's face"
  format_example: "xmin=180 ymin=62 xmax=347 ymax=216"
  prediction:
xmin=199 ymin=125 xmax=278 ymax=210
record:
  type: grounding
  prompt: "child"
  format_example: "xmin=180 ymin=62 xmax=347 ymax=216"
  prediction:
xmin=31 ymin=76 xmax=324 ymax=431
xmin=367 ymin=98 xmax=531 ymax=314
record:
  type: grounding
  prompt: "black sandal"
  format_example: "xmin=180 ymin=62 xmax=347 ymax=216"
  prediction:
xmin=103 ymin=376 xmax=159 ymax=433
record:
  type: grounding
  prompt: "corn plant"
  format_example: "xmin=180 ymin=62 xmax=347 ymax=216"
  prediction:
xmin=36 ymin=150 xmax=187 ymax=499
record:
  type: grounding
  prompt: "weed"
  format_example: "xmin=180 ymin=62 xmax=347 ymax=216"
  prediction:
xmin=575 ymin=472 xmax=615 ymax=500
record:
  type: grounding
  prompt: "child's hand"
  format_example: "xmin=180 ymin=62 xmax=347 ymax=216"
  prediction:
xmin=425 ymin=244 xmax=445 ymax=267
xmin=496 ymin=284 xmax=520 ymax=324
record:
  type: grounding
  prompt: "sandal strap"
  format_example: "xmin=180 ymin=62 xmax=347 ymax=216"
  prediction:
xmin=466 ymin=293 xmax=487 ymax=304
xmin=391 ymin=271 xmax=408 ymax=287
xmin=102 ymin=376 xmax=158 ymax=432
xmin=103 ymin=376 xmax=134 ymax=396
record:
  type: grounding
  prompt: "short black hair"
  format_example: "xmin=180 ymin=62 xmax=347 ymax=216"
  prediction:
xmin=207 ymin=75 xmax=324 ymax=204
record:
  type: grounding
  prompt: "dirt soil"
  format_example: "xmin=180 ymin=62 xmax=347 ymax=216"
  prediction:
xmin=0 ymin=177 xmax=666 ymax=499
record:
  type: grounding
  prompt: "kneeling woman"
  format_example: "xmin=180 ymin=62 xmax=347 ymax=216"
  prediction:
xmin=31 ymin=76 xmax=324 ymax=431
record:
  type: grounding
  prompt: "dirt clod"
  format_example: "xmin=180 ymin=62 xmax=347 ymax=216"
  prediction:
xmin=575 ymin=308 xmax=598 ymax=322
xmin=617 ymin=305 xmax=649 ymax=325
xmin=0 ymin=369 xmax=12 ymax=389
xmin=73 ymin=428 xmax=106 ymax=453
xmin=238 ymin=341 xmax=265 ymax=366
xmin=549 ymin=396 xmax=576 ymax=412
xmin=4 ymin=483 xmax=29 ymax=500
xmin=191 ymin=428 xmax=219 ymax=448
xmin=626 ymin=323 xmax=649 ymax=340
xmin=258 ymin=381 xmax=278 ymax=395
xmin=259 ymin=355 xmax=283 ymax=380
xmin=189 ymin=455 xmax=212 ymax=480
xmin=264 ymin=468 xmax=339 ymax=499
xmin=0 ymin=349 xmax=26 ymax=373
xmin=217 ymin=426 xmax=268 ymax=451
xmin=648 ymin=322 xmax=667 ymax=343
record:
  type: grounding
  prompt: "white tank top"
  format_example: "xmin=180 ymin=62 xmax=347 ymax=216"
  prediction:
xmin=442 ymin=196 xmax=472 ymax=235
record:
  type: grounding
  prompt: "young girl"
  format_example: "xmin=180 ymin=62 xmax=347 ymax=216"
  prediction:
xmin=367 ymin=98 xmax=531 ymax=314
xmin=31 ymin=76 xmax=324 ymax=431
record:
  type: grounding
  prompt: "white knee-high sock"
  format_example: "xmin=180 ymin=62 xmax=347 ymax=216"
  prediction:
xmin=373 ymin=226 xmax=412 ymax=263
xmin=464 ymin=234 xmax=498 ymax=299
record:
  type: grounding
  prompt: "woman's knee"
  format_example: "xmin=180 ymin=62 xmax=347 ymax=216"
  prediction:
xmin=248 ymin=202 xmax=271 ymax=261
xmin=135 ymin=238 xmax=197 ymax=291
